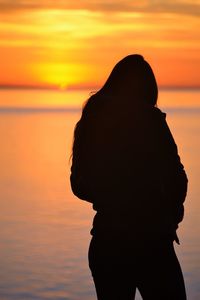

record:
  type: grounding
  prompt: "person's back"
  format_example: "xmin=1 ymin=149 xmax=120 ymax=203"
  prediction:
xmin=70 ymin=54 xmax=188 ymax=299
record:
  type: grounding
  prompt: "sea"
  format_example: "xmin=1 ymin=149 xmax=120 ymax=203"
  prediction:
xmin=0 ymin=89 xmax=199 ymax=300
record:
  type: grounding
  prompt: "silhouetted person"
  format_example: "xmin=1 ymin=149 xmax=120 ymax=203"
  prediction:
xmin=70 ymin=55 xmax=188 ymax=299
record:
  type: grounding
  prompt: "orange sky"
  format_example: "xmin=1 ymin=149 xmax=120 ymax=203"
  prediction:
xmin=0 ymin=1 xmax=200 ymax=89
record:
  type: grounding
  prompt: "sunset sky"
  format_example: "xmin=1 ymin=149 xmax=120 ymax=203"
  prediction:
xmin=0 ymin=0 xmax=200 ymax=89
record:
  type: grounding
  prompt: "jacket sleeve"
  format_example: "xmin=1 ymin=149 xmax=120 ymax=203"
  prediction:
xmin=153 ymin=109 xmax=188 ymax=228
xmin=70 ymin=118 xmax=93 ymax=202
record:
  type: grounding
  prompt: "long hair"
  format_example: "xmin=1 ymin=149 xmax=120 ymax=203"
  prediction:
xmin=83 ymin=54 xmax=158 ymax=115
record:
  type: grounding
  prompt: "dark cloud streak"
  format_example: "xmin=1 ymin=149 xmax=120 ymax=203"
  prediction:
xmin=0 ymin=0 xmax=199 ymax=17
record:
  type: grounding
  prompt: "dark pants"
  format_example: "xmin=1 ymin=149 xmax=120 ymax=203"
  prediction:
xmin=88 ymin=235 xmax=186 ymax=300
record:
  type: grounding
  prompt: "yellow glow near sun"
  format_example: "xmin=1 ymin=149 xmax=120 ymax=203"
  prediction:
xmin=32 ymin=62 xmax=89 ymax=89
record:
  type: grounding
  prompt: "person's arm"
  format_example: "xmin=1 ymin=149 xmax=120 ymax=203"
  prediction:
xmin=70 ymin=119 xmax=93 ymax=202
xmin=153 ymin=108 xmax=188 ymax=229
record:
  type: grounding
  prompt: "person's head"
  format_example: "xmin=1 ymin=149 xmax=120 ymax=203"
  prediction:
xmin=94 ymin=54 xmax=158 ymax=107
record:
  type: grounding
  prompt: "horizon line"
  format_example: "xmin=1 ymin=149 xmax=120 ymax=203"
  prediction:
xmin=0 ymin=84 xmax=200 ymax=91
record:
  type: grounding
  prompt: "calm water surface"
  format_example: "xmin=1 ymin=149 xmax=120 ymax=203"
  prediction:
xmin=0 ymin=90 xmax=199 ymax=299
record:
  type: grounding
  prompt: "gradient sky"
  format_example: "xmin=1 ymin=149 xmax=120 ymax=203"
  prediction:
xmin=0 ymin=0 xmax=199 ymax=89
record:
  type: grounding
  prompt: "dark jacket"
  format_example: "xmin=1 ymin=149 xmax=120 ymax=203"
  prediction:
xmin=70 ymin=101 xmax=188 ymax=240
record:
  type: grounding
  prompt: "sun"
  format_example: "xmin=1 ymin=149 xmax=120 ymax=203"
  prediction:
xmin=59 ymin=82 xmax=68 ymax=90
